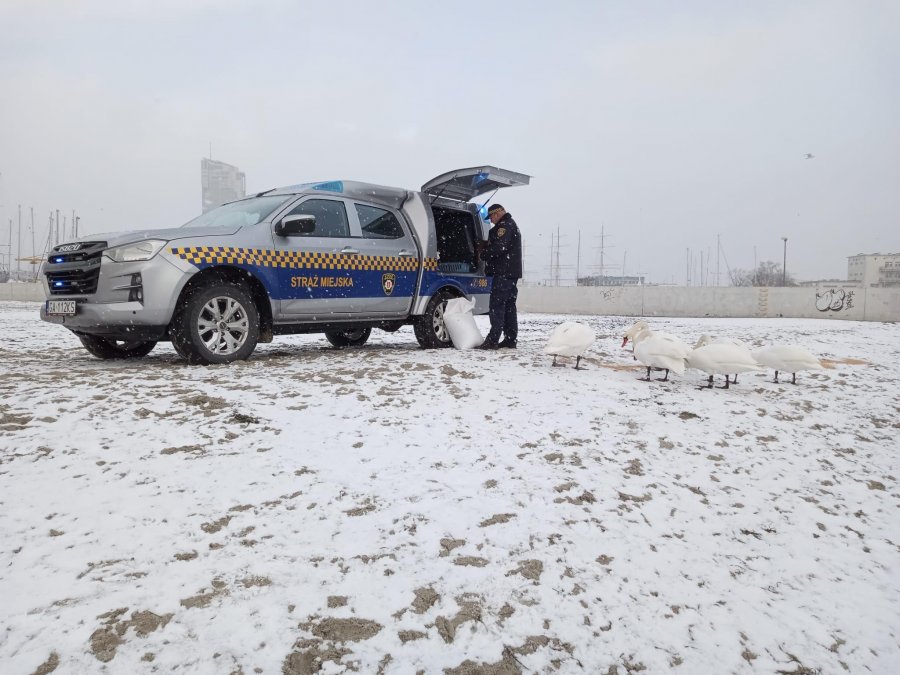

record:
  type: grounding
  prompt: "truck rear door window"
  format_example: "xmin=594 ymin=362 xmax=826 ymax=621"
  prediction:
xmin=356 ymin=204 xmax=404 ymax=239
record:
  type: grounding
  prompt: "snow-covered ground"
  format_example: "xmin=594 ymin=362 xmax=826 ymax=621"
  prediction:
xmin=1 ymin=301 xmax=898 ymax=674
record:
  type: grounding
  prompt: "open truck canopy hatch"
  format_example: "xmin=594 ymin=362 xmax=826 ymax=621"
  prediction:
xmin=421 ymin=166 xmax=531 ymax=203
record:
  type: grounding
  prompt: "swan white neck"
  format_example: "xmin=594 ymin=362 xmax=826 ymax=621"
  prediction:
xmin=632 ymin=327 xmax=654 ymax=345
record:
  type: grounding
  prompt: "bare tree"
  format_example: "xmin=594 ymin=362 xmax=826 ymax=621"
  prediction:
xmin=731 ymin=261 xmax=796 ymax=287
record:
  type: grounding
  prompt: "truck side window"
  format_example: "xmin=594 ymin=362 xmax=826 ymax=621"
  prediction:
xmin=356 ymin=204 xmax=404 ymax=239
xmin=285 ymin=199 xmax=349 ymax=238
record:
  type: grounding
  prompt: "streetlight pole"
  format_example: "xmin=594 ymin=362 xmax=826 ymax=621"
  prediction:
xmin=782 ymin=236 xmax=788 ymax=286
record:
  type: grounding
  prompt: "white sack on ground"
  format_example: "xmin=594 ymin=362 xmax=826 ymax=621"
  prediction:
xmin=443 ymin=297 xmax=482 ymax=349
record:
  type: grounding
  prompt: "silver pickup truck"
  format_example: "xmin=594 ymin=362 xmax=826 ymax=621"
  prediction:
xmin=40 ymin=166 xmax=530 ymax=363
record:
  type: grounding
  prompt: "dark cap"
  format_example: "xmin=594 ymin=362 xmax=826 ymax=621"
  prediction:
xmin=487 ymin=204 xmax=505 ymax=216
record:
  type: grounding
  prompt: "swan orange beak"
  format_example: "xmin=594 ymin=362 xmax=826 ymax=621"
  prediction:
xmin=621 ymin=337 xmax=628 ymax=347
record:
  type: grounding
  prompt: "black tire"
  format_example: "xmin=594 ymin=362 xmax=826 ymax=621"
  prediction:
xmin=170 ymin=281 xmax=259 ymax=364
xmin=78 ymin=335 xmax=157 ymax=359
xmin=169 ymin=335 xmax=193 ymax=361
xmin=325 ymin=327 xmax=372 ymax=348
xmin=413 ymin=289 xmax=455 ymax=348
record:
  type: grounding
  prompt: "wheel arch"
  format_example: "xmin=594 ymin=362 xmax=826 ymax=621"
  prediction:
xmin=174 ymin=266 xmax=273 ymax=342
xmin=412 ymin=285 xmax=462 ymax=349
xmin=413 ymin=282 xmax=465 ymax=315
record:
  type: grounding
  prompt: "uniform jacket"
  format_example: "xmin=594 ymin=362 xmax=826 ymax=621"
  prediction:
xmin=482 ymin=213 xmax=522 ymax=279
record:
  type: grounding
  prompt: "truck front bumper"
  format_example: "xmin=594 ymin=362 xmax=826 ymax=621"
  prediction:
xmin=40 ymin=254 xmax=191 ymax=341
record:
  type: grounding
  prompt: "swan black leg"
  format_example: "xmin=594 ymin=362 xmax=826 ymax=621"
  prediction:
xmin=574 ymin=356 xmax=585 ymax=370
xmin=773 ymin=370 xmax=780 ymax=383
xmin=656 ymin=369 xmax=670 ymax=381
xmin=791 ymin=372 xmax=797 ymax=385
xmin=717 ymin=374 xmax=731 ymax=389
xmin=638 ymin=366 xmax=652 ymax=381
xmin=733 ymin=374 xmax=739 ymax=384
xmin=552 ymin=355 xmax=565 ymax=367
xmin=698 ymin=375 xmax=714 ymax=390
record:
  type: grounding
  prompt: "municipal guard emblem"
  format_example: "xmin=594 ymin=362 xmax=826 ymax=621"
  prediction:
xmin=497 ymin=227 xmax=507 ymax=238
xmin=382 ymin=272 xmax=396 ymax=296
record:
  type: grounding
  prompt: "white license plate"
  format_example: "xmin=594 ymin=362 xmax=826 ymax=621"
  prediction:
xmin=46 ymin=300 xmax=77 ymax=316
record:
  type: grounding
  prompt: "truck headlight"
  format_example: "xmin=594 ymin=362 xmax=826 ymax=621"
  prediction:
xmin=105 ymin=239 xmax=168 ymax=262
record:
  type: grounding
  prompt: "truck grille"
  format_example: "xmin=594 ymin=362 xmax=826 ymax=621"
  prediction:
xmin=44 ymin=241 xmax=107 ymax=296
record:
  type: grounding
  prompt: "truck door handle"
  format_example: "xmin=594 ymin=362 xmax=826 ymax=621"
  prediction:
xmin=340 ymin=247 xmax=360 ymax=255
xmin=397 ymin=249 xmax=415 ymax=257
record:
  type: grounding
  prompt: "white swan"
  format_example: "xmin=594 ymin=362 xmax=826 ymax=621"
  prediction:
xmin=693 ymin=334 xmax=754 ymax=383
xmin=544 ymin=321 xmax=595 ymax=370
xmin=622 ymin=320 xmax=688 ymax=351
xmin=753 ymin=345 xmax=823 ymax=384
xmin=693 ymin=334 xmax=749 ymax=350
xmin=686 ymin=343 xmax=764 ymax=389
xmin=622 ymin=320 xmax=650 ymax=349
xmin=631 ymin=326 xmax=692 ymax=381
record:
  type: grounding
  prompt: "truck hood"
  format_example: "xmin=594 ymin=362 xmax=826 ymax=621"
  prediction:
xmin=77 ymin=225 xmax=242 ymax=249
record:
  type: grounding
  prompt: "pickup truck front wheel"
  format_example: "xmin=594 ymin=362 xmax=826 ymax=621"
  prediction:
xmin=325 ymin=327 xmax=371 ymax=348
xmin=413 ymin=290 xmax=454 ymax=349
xmin=78 ymin=335 xmax=157 ymax=359
xmin=171 ymin=282 xmax=259 ymax=364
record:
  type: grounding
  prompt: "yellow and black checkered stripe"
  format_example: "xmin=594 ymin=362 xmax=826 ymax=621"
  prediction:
xmin=171 ymin=246 xmax=438 ymax=273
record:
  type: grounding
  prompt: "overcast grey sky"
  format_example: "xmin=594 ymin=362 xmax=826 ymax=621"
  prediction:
xmin=1 ymin=0 xmax=898 ymax=283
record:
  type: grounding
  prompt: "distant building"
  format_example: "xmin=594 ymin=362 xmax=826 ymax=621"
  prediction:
xmin=578 ymin=274 xmax=645 ymax=287
xmin=201 ymin=158 xmax=246 ymax=212
xmin=847 ymin=252 xmax=900 ymax=287
xmin=796 ymin=278 xmax=860 ymax=288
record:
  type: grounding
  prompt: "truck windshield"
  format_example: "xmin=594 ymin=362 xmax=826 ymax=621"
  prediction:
xmin=182 ymin=195 xmax=292 ymax=228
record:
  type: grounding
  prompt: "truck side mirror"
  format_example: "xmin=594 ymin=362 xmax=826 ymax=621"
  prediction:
xmin=275 ymin=214 xmax=316 ymax=237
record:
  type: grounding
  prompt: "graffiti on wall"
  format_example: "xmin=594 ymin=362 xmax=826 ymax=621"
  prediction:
xmin=597 ymin=289 xmax=619 ymax=301
xmin=815 ymin=288 xmax=854 ymax=312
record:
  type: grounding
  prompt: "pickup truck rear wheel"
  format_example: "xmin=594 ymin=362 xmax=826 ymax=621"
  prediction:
xmin=171 ymin=281 xmax=259 ymax=364
xmin=325 ymin=327 xmax=372 ymax=348
xmin=413 ymin=289 xmax=455 ymax=348
xmin=78 ymin=335 xmax=157 ymax=359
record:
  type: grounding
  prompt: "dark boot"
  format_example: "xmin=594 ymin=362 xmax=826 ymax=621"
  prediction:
xmin=476 ymin=341 xmax=499 ymax=350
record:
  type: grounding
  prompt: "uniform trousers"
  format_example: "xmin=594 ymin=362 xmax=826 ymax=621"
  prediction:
xmin=484 ymin=276 xmax=519 ymax=345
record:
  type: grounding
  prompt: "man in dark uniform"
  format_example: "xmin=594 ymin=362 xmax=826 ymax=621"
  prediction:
xmin=477 ymin=204 xmax=522 ymax=349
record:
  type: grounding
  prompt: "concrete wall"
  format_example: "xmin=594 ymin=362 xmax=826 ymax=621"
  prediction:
xmin=4 ymin=279 xmax=898 ymax=322
xmin=0 ymin=282 xmax=44 ymax=302
xmin=519 ymin=284 xmax=900 ymax=322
